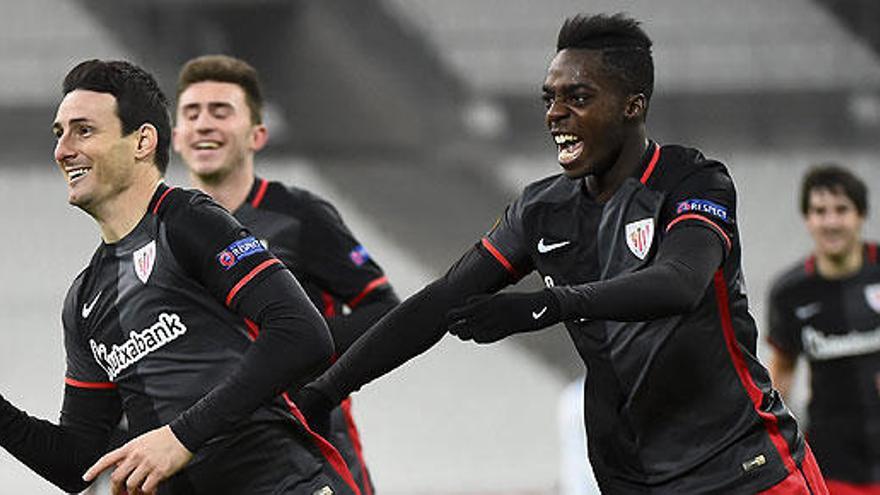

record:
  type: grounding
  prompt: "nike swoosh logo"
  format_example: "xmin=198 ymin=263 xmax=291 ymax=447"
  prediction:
xmin=794 ymin=302 xmax=821 ymax=321
xmin=537 ymin=238 xmax=571 ymax=254
xmin=82 ymin=290 xmax=102 ymax=319
xmin=532 ymin=306 xmax=548 ymax=319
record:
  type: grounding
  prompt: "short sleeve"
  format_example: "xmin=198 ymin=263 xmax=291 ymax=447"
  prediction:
xmin=766 ymin=282 xmax=802 ymax=358
xmin=482 ymin=194 xmax=534 ymax=280
xmin=662 ymin=164 xmax=737 ymax=255
xmin=162 ymin=190 xmax=284 ymax=310
xmin=297 ymin=198 xmax=390 ymax=307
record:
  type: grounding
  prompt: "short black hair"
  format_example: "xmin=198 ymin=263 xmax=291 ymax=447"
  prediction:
xmin=177 ymin=55 xmax=264 ymax=125
xmin=62 ymin=59 xmax=171 ymax=174
xmin=800 ymin=163 xmax=868 ymax=217
xmin=557 ymin=13 xmax=654 ymax=104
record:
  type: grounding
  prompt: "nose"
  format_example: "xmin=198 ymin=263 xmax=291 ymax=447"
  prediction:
xmin=193 ymin=110 xmax=216 ymax=132
xmin=54 ymin=133 xmax=76 ymax=165
xmin=545 ymin=99 xmax=568 ymax=126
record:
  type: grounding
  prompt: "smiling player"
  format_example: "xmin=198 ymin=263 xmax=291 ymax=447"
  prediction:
xmin=297 ymin=13 xmax=829 ymax=493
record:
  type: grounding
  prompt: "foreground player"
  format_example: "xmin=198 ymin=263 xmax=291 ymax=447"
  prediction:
xmin=300 ymin=13 xmax=828 ymax=493
xmin=768 ymin=165 xmax=879 ymax=494
xmin=174 ymin=54 xmax=398 ymax=494
xmin=0 ymin=60 xmax=360 ymax=494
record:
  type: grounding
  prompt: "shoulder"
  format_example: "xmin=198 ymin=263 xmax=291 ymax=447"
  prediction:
xmin=654 ymin=144 xmax=732 ymax=190
xmin=257 ymin=181 xmax=341 ymax=222
xmin=516 ymin=173 xmax=580 ymax=210
xmin=769 ymin=258 xmax=815 ymax=300
xmin=153 ymin=185 xmax=223 ymax=219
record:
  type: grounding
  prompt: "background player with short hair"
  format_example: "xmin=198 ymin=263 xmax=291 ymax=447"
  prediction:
xmin=0 ymin=59 xmax=360 ymax=495
xmin=174 ymin=54 xmax=399 ymax=494
xmin=299 ymin=13 xmax=829 ymax=493
xmin=768 ymin=165 xmax=880 ymax=494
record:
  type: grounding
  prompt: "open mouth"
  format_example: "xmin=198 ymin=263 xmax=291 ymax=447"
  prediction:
xmin=66 ymin=167 xmax=91 ymax=184
xmin=553 ymin=133 xmax=584 ymax=165
xmin=193 ymin=140 xmax=221 ymax=150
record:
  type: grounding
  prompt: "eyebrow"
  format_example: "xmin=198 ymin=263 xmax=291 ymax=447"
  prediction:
xmin=52 ymin=117 xmax=91 ymax=134
xmin=541 ymin=83 xmax=595 ymax=93
xmin=180 ymin=101 xmax=234 ymax=112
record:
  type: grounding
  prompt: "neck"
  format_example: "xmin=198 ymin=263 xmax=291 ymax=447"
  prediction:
xmin=93 ymin=168 xmax=162 ymax=244
xmin=816 ymin=244 xmax=863 ymax=279
xmin=189 ymin=159 xmax=255 ymax=212
xmin=586 ymin=129 xmax=648 ymax=202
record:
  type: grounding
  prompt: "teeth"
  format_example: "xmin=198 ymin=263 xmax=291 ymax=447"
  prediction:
xmin=67 ymin=168 xmax=90 ymax=181
xmin=554 ymin=134 xmax=580 ymax=145
xmin=195 ymin=141 xmax=220 ymax=150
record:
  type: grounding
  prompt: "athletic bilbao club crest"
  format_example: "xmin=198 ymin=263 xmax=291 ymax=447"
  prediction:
xmin=133 ymin=241 xmax=156 ymax=284
xmin=865 ymin=284 xmax=880 ymax=314
xmin=625 ymin=218 xmax=654 ymax=260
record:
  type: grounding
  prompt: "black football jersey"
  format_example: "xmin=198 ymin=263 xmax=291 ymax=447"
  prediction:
xmin=484 ymin=143 xmax=805 ymax=493
xmin=768 ymin=243 xmax=880 ymax=483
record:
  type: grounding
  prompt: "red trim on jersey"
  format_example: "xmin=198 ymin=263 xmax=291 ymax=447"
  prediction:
xmin=868 ymin=242 xmax=878 ymax=265
xmin=824 ymin=480 xmax=879 ymax=495
xmin=225 ymin=258 xmax=282 ymax=307
xmin=481 ymin=237 xmax=518 ymax=277
xmin=321 ymin=291 xmax=337 ymax=318
xmin=64 ymin=377 xmax=116 ymax=389
xmin=250 ymin=178 xmax=269 ymax=208
xmin=243 ymin=318 xmax=260 ymax=341
xmin=666 ymin=213 xmax=731 ymax=251
xmin=712 ymin=269 xmax=799 ymax=475
xmin=281 ymin=392 xmax=362 ymax=495
xmin=341 ymin=398 xmax=373 ymax=495
xmin=639 ymin=143 xmax=662 ymax=184
xmin=804 ymin=256 xmax=816 ymax=275
xmin=347 ymin=276 xmax=388 ymax=309
xmin=152 ymin=186 xmax=176 ymax=214
xmin=758 ymin=443 xmax=828 ymax=494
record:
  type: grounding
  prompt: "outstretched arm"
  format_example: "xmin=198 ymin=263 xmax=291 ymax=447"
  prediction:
xmin=304 ymin=243 xmax=512 ymax=409
xmin=0 ymin=384 xmax=121 ymax=492
xmin=449 ymin=224 xmax=724 ymax=343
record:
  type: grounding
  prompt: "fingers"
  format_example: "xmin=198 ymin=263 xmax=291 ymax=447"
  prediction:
xmin=83 ymin=447 xmax=126 ymax=482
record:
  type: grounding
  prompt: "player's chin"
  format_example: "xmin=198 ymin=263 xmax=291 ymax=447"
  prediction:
xmin=559 ymin=161 xmax=591 ymax=179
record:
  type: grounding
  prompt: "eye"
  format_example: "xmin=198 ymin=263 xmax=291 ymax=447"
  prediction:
xmin=569 ymin=94 xmax=590 ymax=107
xmin=541 ymin=94 xmax=554 ymax=109
xmin=78 ymin=125 xmax=93 ymax=137
xmin=211 ymin=106 xmax=232 ymax=119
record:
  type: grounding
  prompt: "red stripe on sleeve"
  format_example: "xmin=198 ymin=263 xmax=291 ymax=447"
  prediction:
xmin=713 ymin=270 xmax=798 ymax=475
xmin=65 ymin=377 xmax=116 ymax=389
xmin=225 ymin=258 xmax=282 ymax=307
xmin=480 ymin=237 xmax=518 ymax=277
xmin=250 ymin=178 xmax=269 ymax=208
xmin=152 ymin=186 xmax=176 ymax=215
xmin=347 ymin=276 xmax=388 ymax=309
xmin=639 ymin=143 xmax=662 ymax=184
xmin=666 ymin=213 xmax=731 ymax=252
xmin=868 ymin=243 xmax=877 ymax=264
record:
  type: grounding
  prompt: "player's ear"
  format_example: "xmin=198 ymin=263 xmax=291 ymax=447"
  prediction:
xmin=134 ymin=123 xmax=159 ymax=161
xmin=623 ymin=93 xmax=646 ymax=121
xmin=250 ymin=124 xmax=269 ymax=152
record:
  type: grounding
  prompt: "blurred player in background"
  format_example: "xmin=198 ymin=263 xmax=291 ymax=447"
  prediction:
xmin=174 ymin=54 xmax=399 ymax=495
xmin=298 ymin=13 xmax=829 ymax=493
xmin=768 ymin=165 xmax=879 ymax=494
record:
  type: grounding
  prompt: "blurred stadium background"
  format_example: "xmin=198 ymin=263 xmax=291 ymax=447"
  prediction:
xmin=1 ymin=0 xmax=879 ymax=493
